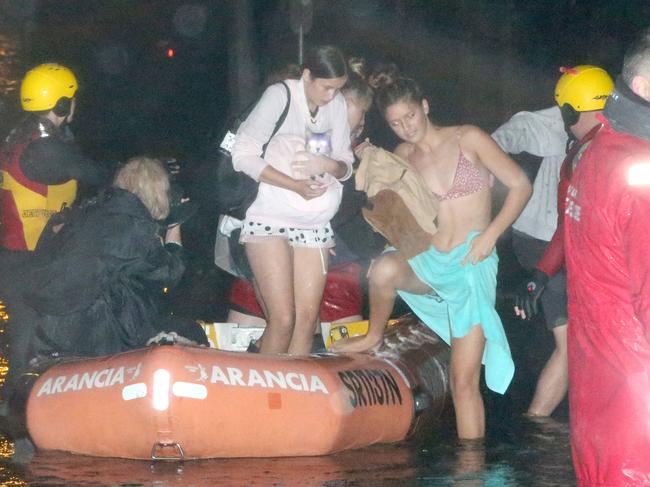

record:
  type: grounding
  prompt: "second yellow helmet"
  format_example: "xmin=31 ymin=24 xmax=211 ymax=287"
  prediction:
xmin=20 ymin=63 xmax=78 ymax=112
xmin=554 ymin=65 xmax=614 ymax=112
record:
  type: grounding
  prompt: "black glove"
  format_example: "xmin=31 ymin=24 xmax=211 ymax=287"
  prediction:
xmin=514 ymin=268 xmax=549 ymax=319
xmin=163 ymin=157 xmax=181 ymax=180
xmin=159 ymin=182 xmax=198 ymax=229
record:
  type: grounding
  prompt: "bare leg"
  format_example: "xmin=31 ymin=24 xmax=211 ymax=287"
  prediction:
xmin=527 ymin=324 xmax=568 ymax=417
xmin=245 ymin=239 xmax=294 ymax=354
xmin=289 ymin=246 xmax=329 ymax=356
xmin=251 ymin=278 xmax=269 ymax=318
xmin=450 ymin=325 xmax=486 ymax=439
xmin=250 ymin=278 xmax=269 ymax=349
xmin=330 ymin=251 xmax=429 ymax=353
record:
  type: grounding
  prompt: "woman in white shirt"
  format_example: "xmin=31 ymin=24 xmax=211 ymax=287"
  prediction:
xmin=231 ymin=45 xmax=354 ymax=355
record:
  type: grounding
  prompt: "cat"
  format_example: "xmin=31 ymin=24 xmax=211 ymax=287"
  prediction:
xmin=305 ymin=128 xmax=332 ymax=157
xmin=305 ymin=129 xmax=331 ymax=183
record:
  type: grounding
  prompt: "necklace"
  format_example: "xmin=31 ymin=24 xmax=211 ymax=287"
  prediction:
xmin=309 ymin=106 xmax=319 ymax=124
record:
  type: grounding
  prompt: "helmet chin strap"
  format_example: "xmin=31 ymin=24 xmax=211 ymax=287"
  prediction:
xmin=560 ymin=103 xmax=580 ymax=151
xmin=45 ymin=110 xmax=66 ymax=127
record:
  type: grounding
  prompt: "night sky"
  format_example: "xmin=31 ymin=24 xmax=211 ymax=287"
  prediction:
xmin=0 ymin=0 xmax=648 ymax=161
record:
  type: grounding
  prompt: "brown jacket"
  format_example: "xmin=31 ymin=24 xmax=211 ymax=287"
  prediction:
xmin=355 ymin=146 xmax=438 ymax=258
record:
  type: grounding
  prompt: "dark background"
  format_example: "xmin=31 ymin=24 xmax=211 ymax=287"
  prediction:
xmin=0 ymin=0 xmax=647 ymax=324
xmin=1 ymin=0 xmax=648 ymax=160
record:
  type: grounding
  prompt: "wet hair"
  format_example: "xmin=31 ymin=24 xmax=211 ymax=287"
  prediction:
xmin=622 ymin=27 xmax=650 ymax=85
xmin=341 ymin=57 xmax=373 ymax=109
xmin=264 ymin=63 xmax=301 ymax=86
xmin=367 ymin=62 xmax=400 ymax=90
xmin=301 ymin=45 xmax=347 ymax=80
xmin=375 ymin=76 xmax=424 ymax=115
xmin=113 ymin=156 xmax=170 ymax=220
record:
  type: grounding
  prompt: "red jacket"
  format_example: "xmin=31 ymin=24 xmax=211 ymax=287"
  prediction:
xmin=565 ymin=115 xmax=650 ymax=486
xmin=536 ymin=124 xmax=601 ymax=276
xmin=0 ymin=123 xmax=77 ymax=250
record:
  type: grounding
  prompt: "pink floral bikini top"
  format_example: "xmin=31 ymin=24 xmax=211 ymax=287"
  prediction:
xmin=433 ymin=149 xmax=492 ymax=201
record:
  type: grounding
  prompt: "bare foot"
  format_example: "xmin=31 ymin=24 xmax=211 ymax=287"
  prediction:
xmin=329 ymin=335 xmax=382 ymax=353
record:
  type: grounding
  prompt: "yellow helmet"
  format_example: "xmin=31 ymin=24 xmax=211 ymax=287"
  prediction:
xmin=20 ymin=63 xmax=78 ymax=112
xmin=554 ymin=65 xmax=613 ymax=112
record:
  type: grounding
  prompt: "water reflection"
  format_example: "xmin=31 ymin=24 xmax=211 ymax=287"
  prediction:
xmin=0 ymin=414 xmax=575 ymax=486
xmin=11 ymin=443 xmax=417 ymax=487
xmin=0 ymin=300 xmax=9 ymax=388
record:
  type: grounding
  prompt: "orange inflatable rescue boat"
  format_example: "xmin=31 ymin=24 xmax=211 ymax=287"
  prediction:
xmin=25 ymin=315 xmax=450 ymax=459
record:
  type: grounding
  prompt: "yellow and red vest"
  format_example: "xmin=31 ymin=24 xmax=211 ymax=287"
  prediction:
xmin=0 ymin=129 xmax=77 ymax=250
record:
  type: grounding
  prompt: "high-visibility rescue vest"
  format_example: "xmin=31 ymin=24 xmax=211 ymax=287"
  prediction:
xmin=0 ymin=126 xmax=77 ymax=250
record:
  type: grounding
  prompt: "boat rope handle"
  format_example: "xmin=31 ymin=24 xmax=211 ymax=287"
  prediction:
xmin=150 ymin=441 xmax=185 ymax=461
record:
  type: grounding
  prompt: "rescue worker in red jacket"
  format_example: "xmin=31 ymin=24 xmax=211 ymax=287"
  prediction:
xmin=0 ymin=63 xmax=109 ymax=250
xmin=564 ymin=28 xmax=650 ymax=486
xmin=512 ymin=65 xmax=613 ymax=417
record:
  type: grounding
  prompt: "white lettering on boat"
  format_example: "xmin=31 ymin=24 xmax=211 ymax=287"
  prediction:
xmin=36 ymin=363 xmax=143 ymax=397
xmin=209 ymin=366 xmax=329 ymax=394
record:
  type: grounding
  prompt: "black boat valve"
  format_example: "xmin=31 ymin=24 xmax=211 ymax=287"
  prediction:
xmin=412 ymin=387 xmax=433 ymax=415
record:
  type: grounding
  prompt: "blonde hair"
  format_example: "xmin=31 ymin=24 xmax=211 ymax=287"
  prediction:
xmin=342 ymin=57 xmax=373 ymax=111
xmin=113 ymin=156 xmax=170 ymax=220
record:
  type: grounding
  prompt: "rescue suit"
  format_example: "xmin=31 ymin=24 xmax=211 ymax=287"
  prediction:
xmin=564 ymin=81 xmax=650 ymax=486
xmin=535 ymin=124 xmax=601 ymax=277
xmin=0 ymin=116 xmax=108 ymax=250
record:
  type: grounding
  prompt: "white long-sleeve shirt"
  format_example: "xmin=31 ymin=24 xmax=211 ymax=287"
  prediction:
xmin=231 ymin=78 xmax=353 ymax=228
xmin=492 ymin=106 xmax=568 ymax=241
xmin=232 ymin=78 xmax=353 ymax=181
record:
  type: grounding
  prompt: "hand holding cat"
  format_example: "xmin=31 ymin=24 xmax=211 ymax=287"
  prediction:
xmin=291 ymin=178 xmax=328 ymax=200
xmin=291 ymin=151 xmax=337 ymax=180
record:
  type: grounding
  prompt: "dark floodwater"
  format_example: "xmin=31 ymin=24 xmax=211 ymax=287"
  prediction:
xmin=0 ymin=21 xmax=577 ymax=487
xmin=0 ymin=420 xmax=574 ymax=486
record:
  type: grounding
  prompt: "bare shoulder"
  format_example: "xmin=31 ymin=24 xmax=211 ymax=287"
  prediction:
xmin=394 ymin=142 xmax=415 ymax=159
xmin=435 ymin=124 xmax=485 ymax=146
xmin=457 ymin=124 xmax=490 ymax=143
xmin=452 ymin=124 xmax=507 ymax=170
xmin=457 ymin=124 xmax=499 ymax=155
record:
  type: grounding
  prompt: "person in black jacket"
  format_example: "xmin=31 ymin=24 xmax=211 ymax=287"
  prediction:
xmin=1 ymin=156 xmax=207 ymax=409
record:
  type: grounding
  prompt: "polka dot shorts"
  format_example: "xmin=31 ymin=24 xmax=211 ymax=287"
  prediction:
xmin=239 ymin=219 xmax=336 ymax=248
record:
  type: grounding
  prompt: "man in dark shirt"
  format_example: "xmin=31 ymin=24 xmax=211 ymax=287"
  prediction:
xmin=0 ymin=63 xmax=110 ymax=250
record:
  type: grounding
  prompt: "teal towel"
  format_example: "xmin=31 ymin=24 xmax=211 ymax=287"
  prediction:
xmin=397 ymin=232 xmax=514 ymax=394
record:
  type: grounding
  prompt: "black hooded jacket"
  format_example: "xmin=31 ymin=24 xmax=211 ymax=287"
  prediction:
xmin=15 ymin=187 xmax=185 ymax=360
